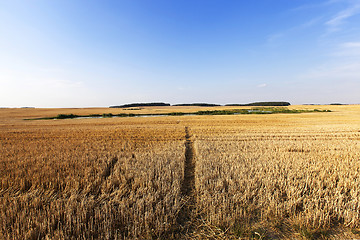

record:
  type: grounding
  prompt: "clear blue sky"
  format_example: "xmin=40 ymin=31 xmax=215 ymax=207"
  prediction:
xmin=1 ymin=0 xmax=360 ymax=107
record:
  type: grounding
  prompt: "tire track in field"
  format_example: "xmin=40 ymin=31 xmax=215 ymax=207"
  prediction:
xmin=86 ymin=157 xmax=118 ymax=197
xmin=102 ymin=157 xmax=118 ymax=180
xmin=177 ymin=126 xmax=196 ymax=235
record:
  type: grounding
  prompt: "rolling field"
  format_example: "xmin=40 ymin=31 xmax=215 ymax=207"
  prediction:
xmin=1 ymin=105 xmax=360 ymax=239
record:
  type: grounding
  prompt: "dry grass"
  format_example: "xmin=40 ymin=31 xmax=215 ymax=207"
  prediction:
xmin=194 ymin=129 xmax=360 ymax=238
xmin=1 ymin=105 xmax=360 ymax=239
xmin=0 ymin=119 xmax=185 ymax=239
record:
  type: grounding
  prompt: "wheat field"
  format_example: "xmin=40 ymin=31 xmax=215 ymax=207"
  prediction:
xmin=1 ymin=105 xmax=360 ymax=239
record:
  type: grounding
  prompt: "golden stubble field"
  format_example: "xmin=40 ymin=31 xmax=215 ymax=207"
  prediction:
xmin=1 ymin=105 xmax=360 ymax=239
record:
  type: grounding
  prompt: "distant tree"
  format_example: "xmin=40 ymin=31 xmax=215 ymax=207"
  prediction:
xmin=110 ymin=102 xmax=170 ymax=108
xmin=226 ymin=102 xmax=290 ymax=106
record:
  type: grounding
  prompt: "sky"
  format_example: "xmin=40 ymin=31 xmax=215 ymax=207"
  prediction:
xmin=1 ymin=0 xmax=360 ymax=107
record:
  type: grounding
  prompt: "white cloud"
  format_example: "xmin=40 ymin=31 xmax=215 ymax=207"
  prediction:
xmin=30 ymin=78 xmax=84 ymax=90
xmin=332 ymin=41 xmax=360 ymax=56
xmin=300 ymin=61 xmax=360 ymax=80
xmin=265 ymin=33 xmax=286 ymax=48
xmin=293 ymin=61 xmax=360 ymax=104
xmin=341 ymin=41 xmax=360 ymax=48
xmin=257 ymin=83 xmax=267 ymax=88
xmin=291 ymin=0 xmax=345 ymax=12
xmin=267 ymin=33 xmax=284 ymax=43
xmin=265 ymin=17 xmax=322 ymax=48
xmin=300 ymin=17 xmax=324 ymax=28
xmin=0 ymin=68 xmax=94 ymax=107
xmin=325 ymin=2 xmax=360 ymax=31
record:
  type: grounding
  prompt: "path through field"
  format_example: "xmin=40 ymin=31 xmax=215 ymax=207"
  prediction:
xmin=102 ymin=157 xmax=118 ymax=179
xmin=177 ymin=126 xmax=197 ymax=235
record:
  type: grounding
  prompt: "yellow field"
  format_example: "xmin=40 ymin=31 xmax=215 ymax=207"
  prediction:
xmin=1 ymin=105 xmax=360 ymax=239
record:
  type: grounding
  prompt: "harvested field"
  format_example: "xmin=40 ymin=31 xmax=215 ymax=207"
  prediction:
xmin=1 ymin=105 xmax=360 ymax=239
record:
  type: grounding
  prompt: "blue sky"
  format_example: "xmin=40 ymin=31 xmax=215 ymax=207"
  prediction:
xmin=1 ymin=0 xmax=360 ymax=107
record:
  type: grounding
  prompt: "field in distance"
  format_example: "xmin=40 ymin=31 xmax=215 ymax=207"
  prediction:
xmin=1 ymin=105 xmax=360 ymax=239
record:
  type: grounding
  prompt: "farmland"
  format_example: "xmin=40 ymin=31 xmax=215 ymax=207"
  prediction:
xmin=1 ymin=105 xmax=360 ymax=239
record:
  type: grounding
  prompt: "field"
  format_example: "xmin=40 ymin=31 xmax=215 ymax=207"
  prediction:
xmin=1 ymin=105 xmax=360 ymax=239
